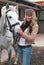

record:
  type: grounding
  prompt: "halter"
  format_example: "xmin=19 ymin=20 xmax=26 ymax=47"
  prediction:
xmin=5 ymin=9 xmax=20 ymax=43
xmin=6 ymin=10 xmax=20 ymax=32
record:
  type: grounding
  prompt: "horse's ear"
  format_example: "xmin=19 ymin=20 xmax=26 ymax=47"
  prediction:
xmin=15 ymin=5 xmax=18 ymax=10
xmin=6 ymin=3 xmax=9 ymax=9
xmin=14 ymin=5 xmax=19 ymax=14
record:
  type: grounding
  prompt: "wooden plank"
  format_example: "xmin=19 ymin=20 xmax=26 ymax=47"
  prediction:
xmin=0 ymin=0 xmax=40 ymax=10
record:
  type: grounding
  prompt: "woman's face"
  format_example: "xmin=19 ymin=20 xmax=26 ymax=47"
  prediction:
xmin=25 ymin=15 xmax=32 ymax=22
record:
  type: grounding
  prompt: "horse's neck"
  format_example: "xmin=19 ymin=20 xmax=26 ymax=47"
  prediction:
xmin=0 ymin=16 xmax=4 ymax=33
xmin=0 ymin=13 xmax=7 ymax=35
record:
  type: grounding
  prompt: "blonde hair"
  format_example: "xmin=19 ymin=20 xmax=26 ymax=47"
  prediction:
xmin=24 ymin=9 xmax=38 ymax=24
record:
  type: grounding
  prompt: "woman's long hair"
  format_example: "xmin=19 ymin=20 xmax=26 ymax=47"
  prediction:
xmin=24 ymin=9 xmax=38 ymax=33
xmin=24 ymin=9 xmax=38 ymax=25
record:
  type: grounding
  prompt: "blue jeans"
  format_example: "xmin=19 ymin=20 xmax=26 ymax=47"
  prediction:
xmin=18 ymin=45 xmax=32 ymax=65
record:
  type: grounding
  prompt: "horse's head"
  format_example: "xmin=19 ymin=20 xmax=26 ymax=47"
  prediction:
xmin=1 ymin=4 xmax=22 ymax=39
xmin=1 ymin=4 xmax=19 ymax=19
xmin=5 ymin=5 xmax=21 ymax=33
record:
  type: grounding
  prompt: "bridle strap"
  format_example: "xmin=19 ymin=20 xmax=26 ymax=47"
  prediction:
xmin=6 ymin=12 xmax=20 ymax=32
xmin=6 ymin=9 xmax=11 ymax=13
xmin=6 ymin=14 xmax=11 ymax=28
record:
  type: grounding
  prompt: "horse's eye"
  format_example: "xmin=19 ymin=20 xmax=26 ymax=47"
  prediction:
xmin=9 ymin=16 xmax=12 ymax=19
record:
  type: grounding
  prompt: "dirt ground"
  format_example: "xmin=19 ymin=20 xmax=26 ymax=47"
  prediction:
xmin=0 ymin=46 xmax=44 ymax=65
xmin=30 ymin=46 xmax=44 ymax=65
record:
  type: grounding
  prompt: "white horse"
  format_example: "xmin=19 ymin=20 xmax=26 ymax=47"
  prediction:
xmin=0 ymin=4 xmax=22 ymax=65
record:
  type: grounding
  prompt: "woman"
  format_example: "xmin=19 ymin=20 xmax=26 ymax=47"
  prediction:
xmin=18 ymin=9 xmax=39 ymax=65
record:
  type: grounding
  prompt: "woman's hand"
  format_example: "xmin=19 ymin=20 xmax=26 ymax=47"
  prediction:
xmin=18 ymin=28 xmax=24 ymax=36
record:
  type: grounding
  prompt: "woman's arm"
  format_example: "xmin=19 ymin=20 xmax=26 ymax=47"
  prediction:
xmin=18 ymin=24 xmax=38 ymax=42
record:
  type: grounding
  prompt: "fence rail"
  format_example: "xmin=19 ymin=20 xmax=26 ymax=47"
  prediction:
xmin=0 ymin=0 xmax=40 ymax=10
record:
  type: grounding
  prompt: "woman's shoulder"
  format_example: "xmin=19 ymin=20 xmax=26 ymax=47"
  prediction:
xmin=33 ymin=23 xmax=39 ymax=28
xmin=34 ymin=24 xmax=38 ymax=28
xmin=32 ymin=23 xmax=39 ymax=32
